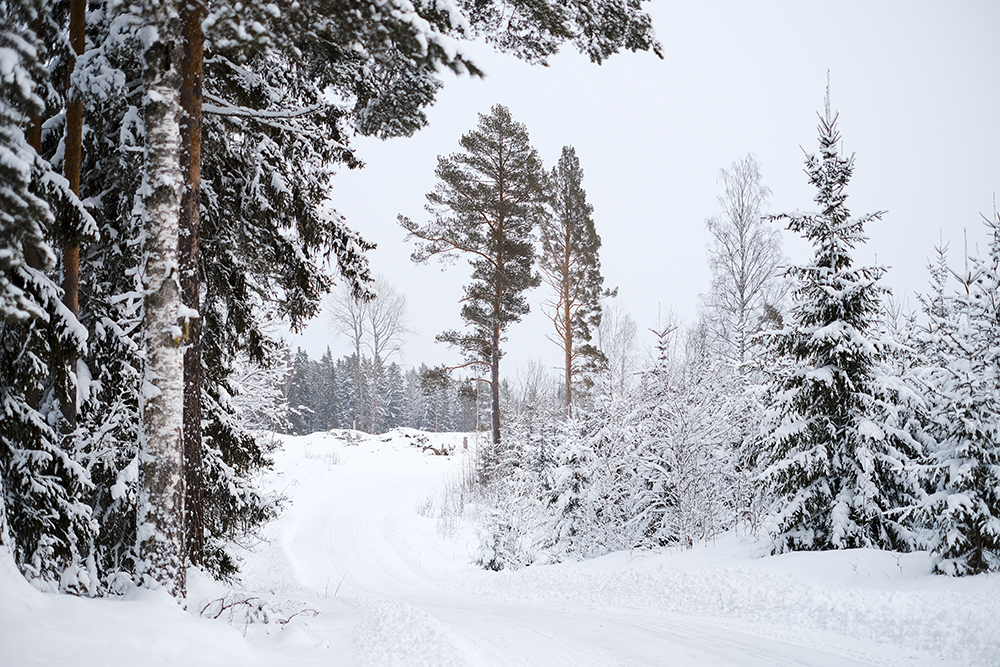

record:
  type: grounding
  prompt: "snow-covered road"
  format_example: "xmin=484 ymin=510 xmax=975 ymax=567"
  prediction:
xmin=235 ymin=431 xmax=962 ymax=667
xmin=4 ymin=429 xmax=991 ymax=666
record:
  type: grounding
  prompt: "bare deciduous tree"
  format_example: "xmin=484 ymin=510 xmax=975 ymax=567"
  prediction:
xmin=363 ymin=277 xmax=408 ymax=433
xmin=326 ymin=275 xmax=408 ymax=432
xmin=595 ymin=298 xmax=638 ymax=400
xmin=704 ymin=154 xmax=784 ymax=368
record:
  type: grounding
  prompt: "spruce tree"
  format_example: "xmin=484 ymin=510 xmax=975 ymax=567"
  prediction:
xmin=918 ymin=217 xmax=1000 ymax=575
xmin=0 ymin=0 xmax=96 ymax=593
xmin=315 ymin=348 xmax=340 ymax=430
xmin=286 ymin=348 xmax=316 ymax=435
xmin=402 ymin=367 xmax=428 ymax=430
xmin=761 ymin=92 xmax=922 ymax=553
xmin=539 ymin=145 xmax=611 ymax=416
xmin=380 ymin=362 xmax=406 ymax=431
xmin=400 ymin=105 xmax=546 ymax=445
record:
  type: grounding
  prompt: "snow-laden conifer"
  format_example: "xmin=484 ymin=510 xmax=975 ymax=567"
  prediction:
xmin=546 ymin=416 xmax=590 ymax=558
xmin=0 ymin=0 xmax=97 ymax=593
xmin=917 ymin=218 xmax=1000 ymax=575
xmin=567 ymin=371 xmax=638 ymax=556
xmin=761 ymin=91 xmax=923 ymax=553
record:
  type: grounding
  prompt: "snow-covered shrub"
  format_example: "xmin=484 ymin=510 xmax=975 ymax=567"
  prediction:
xmin=471 ymin=408 xmax=554 ymax=569
xmin=465 ymin=327 xmax=746 ymax=569
xmin=472 ymin=466 xmax=550 ymax=571
xmin=199 ymin=594 xmax=318 ymax=629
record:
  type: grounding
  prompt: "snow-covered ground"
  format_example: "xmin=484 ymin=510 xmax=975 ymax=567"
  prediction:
xmin=2 ymin=428 xmax=998 ymax=666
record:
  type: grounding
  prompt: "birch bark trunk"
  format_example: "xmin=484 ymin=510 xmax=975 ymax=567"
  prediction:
xmin=137 ymin=0 xmax=187 ymax=600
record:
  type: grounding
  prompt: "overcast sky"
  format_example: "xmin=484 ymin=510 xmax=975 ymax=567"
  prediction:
xmin=290 ymin=0 xmax=1000 ymax=378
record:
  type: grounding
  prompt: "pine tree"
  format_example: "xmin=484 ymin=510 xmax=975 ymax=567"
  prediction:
xmin=761 ymin=91 xmax=923 ymax=553
xmin=400 ymin=105 xmax=546 ymax=445
xmin=539 ymin=145 xmax=611 ymax=417
xmin=918 ymin=217 xmax=1000 ymax=575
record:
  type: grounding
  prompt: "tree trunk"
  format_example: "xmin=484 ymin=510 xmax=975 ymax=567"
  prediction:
xmin=491 ymin=324 xmax=501 ymax=445
xmin=370 ymin=356 xmax=380 ymax=434
xmin=564 ymin=322 xmax=572 ymax=418
xmin=137 ymin=1 xmax=187 ymax=600
xmin=180 ymin=0 xmax=205 ymax=568
xmin=563 ymin=227 xmax=573 ymax=418
xmin=353 ymin=346 xmax=364 ymax=431
xmin=59 ymin=0 xmax=86 ymax=439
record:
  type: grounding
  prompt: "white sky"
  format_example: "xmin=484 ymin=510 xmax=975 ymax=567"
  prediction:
xmin=290 ymin=0 xmax=1000 ymax=376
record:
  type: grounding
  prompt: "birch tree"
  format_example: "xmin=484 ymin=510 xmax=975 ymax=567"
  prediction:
xmin=135 ymin=0 xmax=188 ymax=599
xmin=704 ymin=154 xmax=783 ymax=368
xmin=362 ymin=277 xmax=408 ymax=433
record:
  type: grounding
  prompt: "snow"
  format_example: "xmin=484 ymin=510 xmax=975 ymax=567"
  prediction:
xmin=2 ymin=428 xmax=998 ymax=666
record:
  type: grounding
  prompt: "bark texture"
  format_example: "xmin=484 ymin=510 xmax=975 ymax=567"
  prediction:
xmin=137 ymin=1 xmax=188 ymax=600
xmin=491 ymin=325 xmax=501 ymax=445
xmin=180 ymin=0 xmax=205 ymax=568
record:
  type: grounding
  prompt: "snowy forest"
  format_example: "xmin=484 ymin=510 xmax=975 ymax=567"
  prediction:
xmin=2 ymin=3 xmax=999 ymax=663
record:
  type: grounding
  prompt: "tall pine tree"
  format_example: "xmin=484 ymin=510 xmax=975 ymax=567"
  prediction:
xmin=400 ymin=105 xmax=546 ymax=445
xmin=539 ymin=145 xmax=611 ymax=417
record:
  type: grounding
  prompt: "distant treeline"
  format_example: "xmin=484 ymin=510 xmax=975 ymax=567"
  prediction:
xmin=279 ymin=348 xmax=488 ymax=435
